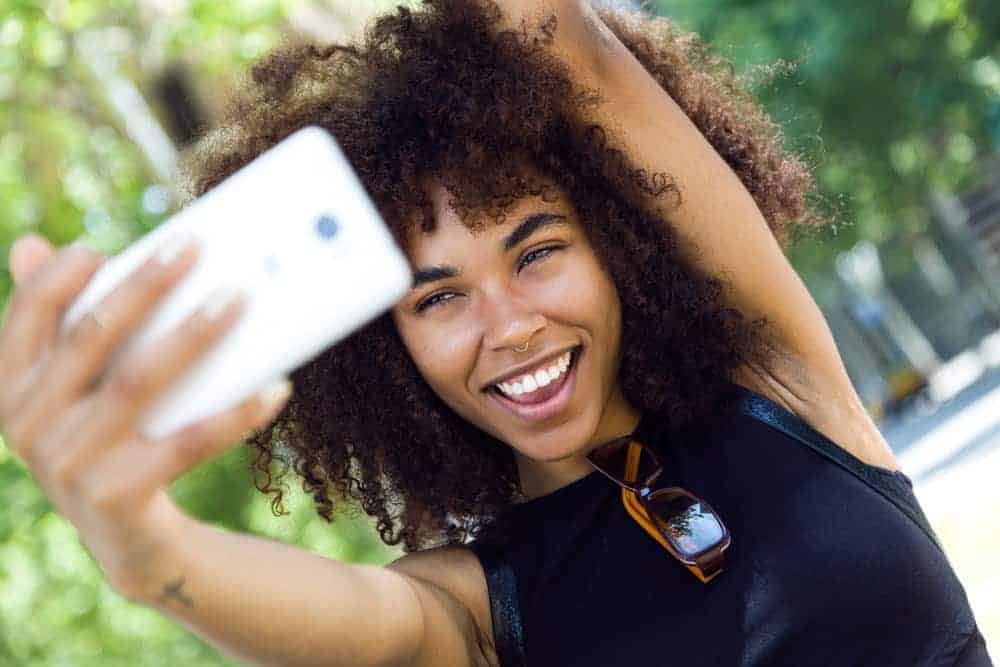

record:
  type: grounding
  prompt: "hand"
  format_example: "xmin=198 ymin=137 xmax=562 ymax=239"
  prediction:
xmin=0 ymin=232 xmax=293 ymax=598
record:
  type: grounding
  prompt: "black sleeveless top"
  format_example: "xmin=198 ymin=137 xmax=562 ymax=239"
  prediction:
xmin=468 ymin=382 xmax=993 ymax=666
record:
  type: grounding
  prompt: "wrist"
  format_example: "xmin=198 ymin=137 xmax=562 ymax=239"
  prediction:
xmin=110 ymin=498 xmax=197 ymax=605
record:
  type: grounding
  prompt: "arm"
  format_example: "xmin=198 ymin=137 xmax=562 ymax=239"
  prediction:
xmin=490 ymin=1 xmax=901 ymax=470
xmin=126 ymin=511 xmax=483 ymax=667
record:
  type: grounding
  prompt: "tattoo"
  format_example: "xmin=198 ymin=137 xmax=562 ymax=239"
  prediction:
xmin=157 ymin=576 xmax=194 ymax=607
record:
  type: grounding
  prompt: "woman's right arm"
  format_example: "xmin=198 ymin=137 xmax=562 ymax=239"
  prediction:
xmin=0 ymin=234 xmax=484 ymax=667
xmin=126 ymin=511 xmax=486 ymax=667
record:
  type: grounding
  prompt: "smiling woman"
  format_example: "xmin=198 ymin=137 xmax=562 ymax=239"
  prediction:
xmin=185 ymin=79 xmax=773 ymax=556
xmin=171 ymin=0 xmax=991 ymax=665
xmin=391 ymin=170 xmax=642 ymax=498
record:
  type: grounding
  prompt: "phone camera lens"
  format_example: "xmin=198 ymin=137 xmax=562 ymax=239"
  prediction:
xmin=316 ymin=214 xmax=339 ymax=240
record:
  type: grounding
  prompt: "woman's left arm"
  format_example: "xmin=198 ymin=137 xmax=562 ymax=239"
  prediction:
xmin=491 ymin=1 xmax=902 ymax=470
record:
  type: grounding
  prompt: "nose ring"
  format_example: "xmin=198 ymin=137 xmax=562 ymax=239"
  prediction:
xmin=514 ymin=335 xmax=532 ymax=353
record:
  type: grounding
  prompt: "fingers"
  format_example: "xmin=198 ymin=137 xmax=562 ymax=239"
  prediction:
xmin=142 ymin=377 xmax=293 ymax=491
xmin=11 ymin=241 xmax=201 ymax=455
xmin=56 ymin=283 xmax=248 ymax=465
xmin=8 ymin=233 xmax=54 ymax=284
xmin=74 ymin=378 xmax=293 ymax=507
xmin=31 ymin=396 xmax=102 ymax=492
xmin=0 ymin=242 xmax=105 ymax=379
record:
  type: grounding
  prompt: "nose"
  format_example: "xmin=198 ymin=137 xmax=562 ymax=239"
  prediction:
xmin=482 ymin=291 xmax=547 ymax=352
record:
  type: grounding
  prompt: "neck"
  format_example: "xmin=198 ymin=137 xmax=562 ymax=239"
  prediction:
xmin=515 ymin=385 xmax=641 ymax=501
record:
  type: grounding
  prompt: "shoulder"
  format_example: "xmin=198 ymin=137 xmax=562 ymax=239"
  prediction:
xmin=386 ymin=544 xmax=498 ymax=667
xmin=728 ymin=339 xmax=903 ymax=474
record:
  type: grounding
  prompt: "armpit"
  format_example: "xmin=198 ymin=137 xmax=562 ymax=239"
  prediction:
xmin=730 ymin=332 xmax=903 ymax=473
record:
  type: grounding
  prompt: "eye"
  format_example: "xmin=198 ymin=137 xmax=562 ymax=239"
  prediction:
xmin=414 ymin=291 xmax=457 ymax=313
xmin=414 ymin=245 xmax=564 ymax=314
xmin=518 ymin=245 xmax=561 ymax=272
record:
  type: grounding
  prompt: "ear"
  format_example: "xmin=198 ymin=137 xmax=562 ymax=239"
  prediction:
xmin=9 ymin=234 xmax=55 ymax=286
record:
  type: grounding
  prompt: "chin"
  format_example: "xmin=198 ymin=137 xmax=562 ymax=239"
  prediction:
xmin=507 ymin=415 xmax=599 ymax=462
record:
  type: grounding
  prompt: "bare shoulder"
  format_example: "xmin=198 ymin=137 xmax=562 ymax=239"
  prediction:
xmin=386 ymin=544 xmax=497 ymax=667
xmin=729 ymin=337 xmax=904 ymax=474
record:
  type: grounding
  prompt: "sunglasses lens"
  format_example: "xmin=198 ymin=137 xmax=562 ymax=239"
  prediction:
xmin=647 ymin=491 xmax=725 ymax=559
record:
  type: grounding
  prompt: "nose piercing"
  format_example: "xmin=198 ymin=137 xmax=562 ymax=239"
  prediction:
xmin=514 ymin=334 xmax=532 ymax=353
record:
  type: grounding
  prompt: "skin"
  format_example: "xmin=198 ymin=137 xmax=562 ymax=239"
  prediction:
xmin=2 ymin=234 xmax=288 ymax=599
xmin=391 ymin=170 xmax=641 ymax=501
xmin=0 ymin=7 xmax=902 ymax=663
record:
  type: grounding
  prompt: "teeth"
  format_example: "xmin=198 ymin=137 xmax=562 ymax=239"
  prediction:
xmin=496 ymin=349 xmax=574 ymax=398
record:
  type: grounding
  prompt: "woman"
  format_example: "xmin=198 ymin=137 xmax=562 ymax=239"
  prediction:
xmin=1 ymin=0 xmax=991 ymax=665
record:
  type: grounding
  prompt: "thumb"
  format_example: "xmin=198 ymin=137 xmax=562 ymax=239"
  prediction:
xmin=9 ymin=233 xmax=55 ymax=286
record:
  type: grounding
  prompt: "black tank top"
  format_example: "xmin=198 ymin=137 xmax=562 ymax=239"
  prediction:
xmin=468 ymin=382 xmax=993 ymax=666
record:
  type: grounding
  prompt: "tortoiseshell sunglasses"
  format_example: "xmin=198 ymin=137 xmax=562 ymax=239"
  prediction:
xmin=585 ymin=435 xmax=731 ymax=583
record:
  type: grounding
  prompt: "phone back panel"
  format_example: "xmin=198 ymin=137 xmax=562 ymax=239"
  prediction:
xmin=60 ymin=126 xmax=412 ymax=439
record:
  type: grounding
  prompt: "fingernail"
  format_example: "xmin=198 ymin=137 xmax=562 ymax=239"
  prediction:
xmin=67 ymin=239 xmax=94 ymax=255
xmin=261 ymin=378 xmax=293 ymax=405
xmin=155 ymin=233 xmax=196 ymax=266
xmin=201 ymin=285 xmax=245 ymax=319
xmin=18 ymin=232 xmax=48 ymax=249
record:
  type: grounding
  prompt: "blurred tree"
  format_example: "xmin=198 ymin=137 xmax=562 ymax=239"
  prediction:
xmin=1 ymin=0 xmax=999 ymax=663
xmin=656 ymin=0 xmax=1000 ymax=272
xmin=0 ymin=2 xmax=399 ymax=665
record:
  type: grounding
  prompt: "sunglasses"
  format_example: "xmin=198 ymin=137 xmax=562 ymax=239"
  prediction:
xmin=585 ymin=435 xmax=731 ymax=583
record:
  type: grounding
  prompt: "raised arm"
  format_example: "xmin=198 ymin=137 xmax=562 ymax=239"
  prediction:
xmin=0 ymin=230 xmax=486 ymax=667
xmin=127 ymin=512 xmax=489 ymax=667
xmin=490 ymin=1 xmax=901 ymax=470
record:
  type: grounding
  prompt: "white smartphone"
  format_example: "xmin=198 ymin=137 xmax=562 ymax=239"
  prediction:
xmin=59 ymin=125 xmax=413 ymax=440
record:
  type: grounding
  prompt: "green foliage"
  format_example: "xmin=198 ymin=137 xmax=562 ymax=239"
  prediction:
xmin=0 ymin=432 xmax=401 ymax=666
xmin=656 ymin=0 xmax=1000 ymax=271
xmin=0 ymin=0 xmax=997 ymax=663
xmin=0 ymin=2 xmax=401 ymax=664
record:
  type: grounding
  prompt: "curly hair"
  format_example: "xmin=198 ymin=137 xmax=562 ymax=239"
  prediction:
xmin=177 ymin=0 xmax=823 ymax=552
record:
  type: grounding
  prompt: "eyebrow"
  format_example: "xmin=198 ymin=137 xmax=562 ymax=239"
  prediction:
xmin=410 ymin=213 xmax=569 ymax=289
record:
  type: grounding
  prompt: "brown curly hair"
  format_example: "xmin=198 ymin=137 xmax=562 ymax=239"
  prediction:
xmin=177 ymin=0 xmax=822 ymax=552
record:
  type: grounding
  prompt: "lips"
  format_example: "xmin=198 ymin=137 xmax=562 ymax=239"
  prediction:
xmin=495 ymin=358 xmax=571 ymax=404
xmin=488 ymin=346 xmax=581 ymax=422
xmin=484 ymin=347 xmax=575 ymax=393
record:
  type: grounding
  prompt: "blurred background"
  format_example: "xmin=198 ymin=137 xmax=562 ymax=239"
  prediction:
xmin=0 ymin=0 xmax=997 ymax=664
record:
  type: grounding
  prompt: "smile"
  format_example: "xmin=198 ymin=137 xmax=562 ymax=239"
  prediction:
xmin=488 ymin=346 xmax=582 ymax=422
xmin=495 ymin=347 xmax=574 ymax=397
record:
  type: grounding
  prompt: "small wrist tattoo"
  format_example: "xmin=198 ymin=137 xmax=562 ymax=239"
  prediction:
xmin=158 ymin=576 xmax=194 ymax=607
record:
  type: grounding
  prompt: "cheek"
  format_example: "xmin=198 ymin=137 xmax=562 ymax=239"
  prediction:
xmin=405 ymin=325 xmax=487 ymax=429
xmin=404 ymin=323 xmax=479 ymax=395
xmin=545 ymin=256 xmax=620 ymax=323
